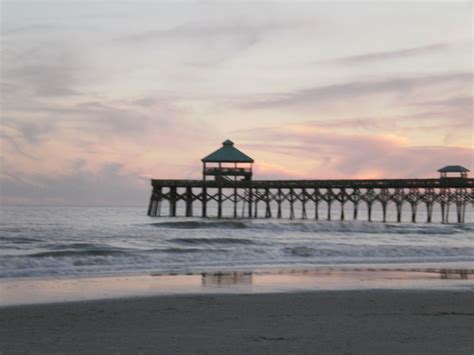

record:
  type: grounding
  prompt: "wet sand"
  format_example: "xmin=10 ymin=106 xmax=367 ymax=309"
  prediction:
xmin=1 ymin=290 xmax=473 ymax=354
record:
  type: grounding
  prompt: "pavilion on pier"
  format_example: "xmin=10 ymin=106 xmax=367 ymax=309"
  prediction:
xmin=438 ymin=165 xmax=469 ymax=179
xmin=201 ymin=140 xmax=254 ymax=182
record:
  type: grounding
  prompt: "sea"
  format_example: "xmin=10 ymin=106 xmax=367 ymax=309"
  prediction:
xmin=1 ymin=205 xmax=473 ymax=279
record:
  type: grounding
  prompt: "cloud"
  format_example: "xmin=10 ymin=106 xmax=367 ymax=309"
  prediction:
xmin=234 ymin=123 xmax=473 ymax=179
xmin=0 ymin=91 xmax=221 ymax=206
xmin=120 ymin=18 xmax=301 ymax=44
xmin=0 ymin=163 xmax=149 ymax=206
xmin=117 ymin=20 xmax=260 ymax=66
xmin=410 ymin=95 xmax=473 ymax=113
xmin=2 ymin=42 xmax=85 ymax=98
xmin=116 ymin=18 xmax=308 ymax=66
xmin=241 ymin=72 xmax=473 ymax=109
xmin=327 ymin=42 xmax=450 ymax=64
xmin=2 ymin=24 xmax=64 ymax=36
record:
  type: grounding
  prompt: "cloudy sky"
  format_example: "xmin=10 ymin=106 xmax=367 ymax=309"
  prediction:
xmin=1 ymin=0 xmax=472 ymax=206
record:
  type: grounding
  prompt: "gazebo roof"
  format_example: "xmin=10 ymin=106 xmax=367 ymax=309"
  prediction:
xmin=202 ymin=140 xmax=254 ymax=163
xmin=437 ymin=165 xmax=470 ymax=173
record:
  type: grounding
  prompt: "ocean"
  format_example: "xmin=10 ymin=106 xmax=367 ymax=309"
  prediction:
xmin=1 ymin=205 xmax=473 ymax=279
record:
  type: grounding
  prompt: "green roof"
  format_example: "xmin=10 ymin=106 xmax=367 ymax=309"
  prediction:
xmin=438 ymin=165 xmax=469 ymax=173
xmin=202 ymin=140 xmax=254 ymax=163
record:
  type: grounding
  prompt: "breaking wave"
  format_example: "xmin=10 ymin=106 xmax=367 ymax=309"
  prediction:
xmin=26 ymin=249 xmax=130 ymax=258
xmin=169 ymin=237 xmax=257 ymax=245
xmin=150 ymin=221 xmax=248 ymax=229
xmin=284 ymin=245 xmax=474 ymax=258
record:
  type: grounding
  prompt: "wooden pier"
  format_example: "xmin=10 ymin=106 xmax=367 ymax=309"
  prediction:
xmin=148 ymin=178 xmax=473 ymax=223
xmin=147 ymin=141 xmax=473 ymax=223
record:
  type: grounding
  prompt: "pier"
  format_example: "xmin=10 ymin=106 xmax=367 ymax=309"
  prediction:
xmin=148 ymin=141 xmax=473 ymax=223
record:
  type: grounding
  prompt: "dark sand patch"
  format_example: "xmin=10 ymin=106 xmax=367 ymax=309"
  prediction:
xmin=1 ymin=290 xmax=473 ymax=354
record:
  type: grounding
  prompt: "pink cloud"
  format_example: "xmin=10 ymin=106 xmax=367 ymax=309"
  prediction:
xmin=235 ymin=124 xmax=472 ymax=179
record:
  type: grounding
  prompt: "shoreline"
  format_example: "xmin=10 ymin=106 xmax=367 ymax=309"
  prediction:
xmin=1 ymin=266 xmax=473 ymax=307
xmin=1 ymin=289 xmax=473 ymax=354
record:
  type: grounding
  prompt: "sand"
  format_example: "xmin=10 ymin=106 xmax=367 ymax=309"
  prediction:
xmin=1 ymin=290 xmax=473 ymax=354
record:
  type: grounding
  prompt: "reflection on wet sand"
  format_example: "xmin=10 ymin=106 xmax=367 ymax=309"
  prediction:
xmin=1 ymin=267 xmax=472 ymax=306
xmin=202 ymin=272 xmax=253 ymax=286
xmin=439 ymin=269 xmax=470 ymax=279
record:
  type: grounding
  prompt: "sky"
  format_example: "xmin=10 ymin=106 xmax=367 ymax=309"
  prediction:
xmin=1 ymin=0 xmax=472 ymax=206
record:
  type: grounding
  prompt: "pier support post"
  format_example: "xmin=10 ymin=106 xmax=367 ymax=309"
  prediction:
xmin=233 ymin=187 xmax=238 ymax=218
xmin=254 ymin=189 xmax=259 ymax=218
xmin=326 ymin=189 xmax=333 ymax=221
xmin=351 ymin=189 xmax=361 ymax=220
xmin=218 ymin=186 xmax=223 ymax=218
xmin=288 ymin=188 xmax=295 ymax=219
xmin=148 ymin=187 xmax=161 ymax=217
xmin=381 ymin=202 xmax=387 ymax=223
xmin=169 ymin=187 xmax=177 ymax=217
xmin=411 ymin=202 xmax=417 ymax=223
xmin=301 ymin=188 xmax=307 ymax=219
xmin=202 ymin=187 xmax=207 ymax=218
xmin=314 ymin=189 xmax=320 ymax=220
xmin=440 ymin=202 xmax=446 ymax=224
xmin=248 ymin=187 xmax=253 ymax=218
xmin=396 ymin=203 xmax=402 ymax=222
xmin=339 ymin=189 xmax=346 ymax=221
xmin=365 ymin=189 xmax=375 ymax=222
xmin=147 ymin=190 xmax=154 ymax=216
xmin=426 ymin=203 xmax=433 ymax=223
xmin=379 ymin=189 xmax=390 ymax=223
xmin=423 ymin=188 xmax=435 ymax=223
xmin=455 ymin=188 xmax=467 ymax=223
xmin=185 ymin=187 xmax=193 ymax=217
xmin=277 ymin=188 xmax=282 ymax=219
xmin=456 ymin=202 xmax=463 ymax=223
xmin=439 ymin=188 xmax=449 ymax=224
xmin=265 ymin=188 xmax=272 ymax=218
xmin=407 ymin=188 xmax=419 ymax=223
xmin=392 ymin=188 xmax=404 ymax=223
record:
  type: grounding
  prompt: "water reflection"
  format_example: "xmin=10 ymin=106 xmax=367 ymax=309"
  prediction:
xmin=1 ymin=268 xmax=473 ymax=306
xmin=439 ymin=269 xmax=470 ymax=280
xmin=202 ymin=272 xmax=253 ymax=286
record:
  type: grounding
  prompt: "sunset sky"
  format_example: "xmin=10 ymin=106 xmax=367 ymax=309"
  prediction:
xmin=1 ymin=1 xmax=472 ymax=206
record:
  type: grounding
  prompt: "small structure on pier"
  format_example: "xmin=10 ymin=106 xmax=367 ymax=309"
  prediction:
xmin=438 ymin=165 xmax=469 ymax=179
xmin=202 ymin=140 xmax=254 ymax=182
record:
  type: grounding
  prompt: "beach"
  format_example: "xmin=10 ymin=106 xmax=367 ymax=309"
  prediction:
xmin=1 ymin=207 xmax=473 ymax=353
xmin=1 ymin=289 xmax=473 ymax=354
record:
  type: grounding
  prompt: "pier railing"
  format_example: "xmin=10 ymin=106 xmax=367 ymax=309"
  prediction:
xmin=148 ymin=178 xmax=474 ymax=223
xmin=204 ymin=167 xmax=252 ymax=175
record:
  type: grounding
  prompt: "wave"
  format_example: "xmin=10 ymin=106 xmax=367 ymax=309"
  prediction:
xmin=284 ymin=245 xmax=474 ymax=258
xmin=150 ymin=221 xmax=248 ymax=229
xmin=47 ymin=242 xmax=112 ymax=250
xmin=26 ymin=249 xmax=130 ymax=258
xmin=147 ymin=219 xmax=473 ymax=235
xmin=153 ymin=247 xmax=214 ymax=254
xmin=0 ymin=236 xmax=43 ymax=243
xmin=249 ymin=221 xmax=474 ymax=235
xmin=169 ymin=237 xmax=256 ymax=245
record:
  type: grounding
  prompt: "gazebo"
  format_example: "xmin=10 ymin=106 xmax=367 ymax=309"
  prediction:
xmin=437 ymin=165 xmax=469 ymax=179
xmin=201 ymin=140 xmax=254 ymax=181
